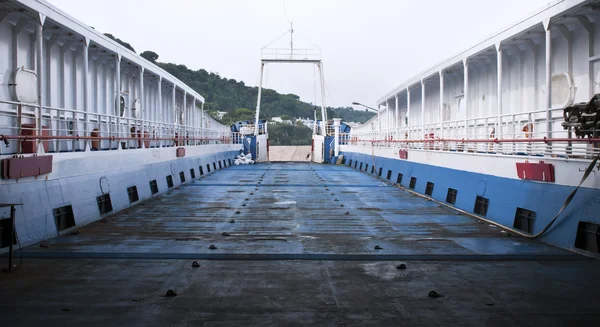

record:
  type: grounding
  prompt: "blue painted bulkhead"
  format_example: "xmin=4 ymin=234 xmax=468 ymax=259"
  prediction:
xmin=341 ymin=150 xmax=600 ymax=254
xmin=324 ymin=136 xmax=335 ymax=163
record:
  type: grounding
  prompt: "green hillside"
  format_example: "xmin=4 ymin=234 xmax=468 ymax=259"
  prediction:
xmin=103 ymin=34 xmax=375 ymax=126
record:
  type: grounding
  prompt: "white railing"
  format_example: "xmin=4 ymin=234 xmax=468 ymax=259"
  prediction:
xmin=0 ymin=100 xmax=239 ymax=155
xmin=348 ymin=108 xmax=600 ymax=159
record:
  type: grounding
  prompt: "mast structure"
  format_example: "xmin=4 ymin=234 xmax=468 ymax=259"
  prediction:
xmin=254 ymin=24 xmax=326 ymax=136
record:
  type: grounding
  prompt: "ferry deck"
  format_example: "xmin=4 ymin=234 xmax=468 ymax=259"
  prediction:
xmin=1 ymin=162 xmax=599 ymax=326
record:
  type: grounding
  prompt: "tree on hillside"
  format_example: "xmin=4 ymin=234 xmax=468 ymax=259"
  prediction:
xmin=98 ymin=34 xmax=376 ymax=131
xmin=140 ymin=50 xmax=159 ymax=63
xmin=103 ymin=33 xmax=135 ymax=52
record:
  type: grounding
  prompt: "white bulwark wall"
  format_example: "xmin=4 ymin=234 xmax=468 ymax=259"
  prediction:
xmin=0 ymin=0 xmax=241 ymax=247
xmin=354 ymin=0 xmax=600 ymax=159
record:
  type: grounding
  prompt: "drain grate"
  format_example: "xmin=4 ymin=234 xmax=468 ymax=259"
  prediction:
xmin=474 ymin=196 xmax=489 ymax=216
xmin=127 ymin=186 xmax=139 ymax=204
xmin=575 ymin=221 xmax=600 ymax=253
xmin=397 ymin=173 xmax=403 ymax=184
xmin=97 ymin=194 xmax=113 ymax=215
xmin=409 ymin=177 xmax=417 ymax=189
xmin=514 ymin=207 xmax=536 ymax=234
xmin=53 ymin=205 xmax=75 ymax=232
xmin=149 ymin=180 xmax=159 ymax=195
xmin=446 ymin=188 xmax=457 ymax=205
xmin=425 ymin=182 xmax=434 ymax=196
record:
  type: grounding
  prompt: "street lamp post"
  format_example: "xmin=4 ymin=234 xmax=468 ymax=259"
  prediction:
xmin=352 ymin=102 xmax=380 ymax=139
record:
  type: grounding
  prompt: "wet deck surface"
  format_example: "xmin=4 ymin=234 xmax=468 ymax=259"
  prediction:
xmin=2 ymin=162 xmax=600 ymax=326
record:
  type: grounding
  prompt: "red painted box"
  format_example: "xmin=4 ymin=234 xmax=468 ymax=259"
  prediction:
xmin=398 ymin=150 xmax=408 ymax=160
xmin=2 ymin=155 xmax=53 ymax=179
xmin=515 ymin=161 xmax=555 ymax=182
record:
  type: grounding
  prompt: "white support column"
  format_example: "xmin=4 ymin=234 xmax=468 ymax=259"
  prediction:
xmin=557 ymin=25 xmax=572 ymax=82
xmin=45 ymin=34 xmax=59 ymax=109
xmin=254 ymin=62 xmax=265 ymax=136
xmin=333 ymin=118 xmax=341 ymax=157
xmin=36 ymin=14 xmax=45 ymax=153
xmin=139 ymin=67 xmax=144 ymax=143
xmin=496 ymin=43 xmax=503 ymax=140
xmin=82 ymin=37 xmax=90 ymax=151
xmin=394 ymin=93 xmax=399 ymax=133
xmin=421 ymin=80 xmax=425 ymax=139
xmin=191 ymin=98 xmax=196 ymax=144
xmin=577 ymin=15 xmax=594 ymax=98
xmin=439 ymin=70 xmax=444 ymax=140
xmin=386 ymin=99 xmax=390 ymax=137
xmin=544 ymin=19 xmax=552 ymax=140
xmin=377 ymin=104 xmax=381 ymax=139
xmin=60 ymin=45 xmax=68 ymax=109
xmin=406 ymin=88 xmax=411 ymax=140
xmin=157 ymin=76 xmax=162 ymax=147
xmin=115 ymin=54 xmax=121 ymax=149
xmin=201 ymin=101 xmax=205 ymax=144
xmin=463 ymin=59 xmax=469 ymax=139
xmin=318 ymin=62 xmax=327 ymax=131
xmin=183 ymin=91 xmax=187 ymax=145
xmin=172 ymin=85 xmax=176 ymax=145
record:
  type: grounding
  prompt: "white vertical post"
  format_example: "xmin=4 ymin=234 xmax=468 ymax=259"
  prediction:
xmin=254 ymin=62 xmax=264 ymax=136
xmin=36 ymin=14 xmax=45 ymax=153
xmin=157 ymin=76 xmax=162 ymax=147
xmin=406 ymin=88 xmax=411 ymax=140
xmin=201 ymin=101 xmax=205 ymax=144
xmin=317 ymin=62 xmax=327 ymax=135
xmin=439 ymin=70 xmax=444 ymax=140
xmin=115 ymin=54 xmax=121 ymax=149
xmin=82 ymin=38 xmax=90 ymax=151
xmin=386 ymin=99 xmax=390 ymax=138
xmin=463 ymin=59 xmax=469 ymax=139
xmin=333 ymin=118 xmax=341 ymax=157
xmin=496 ymin=44 xmax=503 ymax=140
xmin=544 ymin=19 xmax=552 ymax=140
xmin=377 ymin=104 xmax=381 ymax=140
xmin=183 ymin=91 xmax=187 ymax=145
xmin=394 ymin=93 xmax=399 ymax=134
xmin=172 ymin=85 xmax=176 ymax=145
xmin=575 ymin=16 xmax=593 ymax=98
xmin=139 ymin=67 xmax=144 ymax=147
xmin=421 ymin=79 xmax=425 ymax=139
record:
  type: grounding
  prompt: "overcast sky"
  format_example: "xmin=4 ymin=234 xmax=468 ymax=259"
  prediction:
xmin=47 ymin=0 xmax=550 ymax=108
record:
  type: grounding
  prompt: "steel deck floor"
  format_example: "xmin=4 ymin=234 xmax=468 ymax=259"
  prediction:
xmin=1 ymin=162 xmax=599 ymax=326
